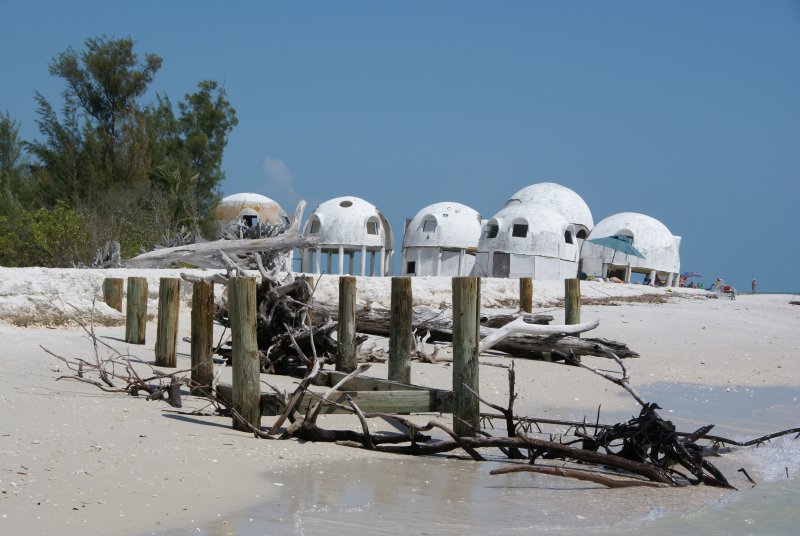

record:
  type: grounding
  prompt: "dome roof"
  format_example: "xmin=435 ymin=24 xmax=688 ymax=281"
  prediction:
xmin=478 ymin=203 xmax=571 ymax=257
xmin=214 ymin=193 xmax=288 ymax=226
xmin=582 ymin=212 xmax=680 ymax=272
xmin=506 ymin=182 xmax=593 ymax=230
xmin=303 ymin=196 xmax=393 ymax=249
xmin=402 ymin=202 xmax=482 ymax=249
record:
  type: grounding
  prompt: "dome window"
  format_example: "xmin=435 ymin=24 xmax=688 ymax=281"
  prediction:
xmin=242 ymin=215 xmax=258 ymax=227
xmin=486 ymin=224 xmax=499 ymax=239
xmin=512 ymin=223 xmax=528 ymax=238
xmin=366 ymin=218 xmax=380 ymax=235
xmin=339 ymin=200 xmax=353 ymax=208
xmin=309 ymin=219 xmax=321 ymax=234
xmin=576 ymin=229 xmax=587 ymax=240
xmin=422 ymin=218 xmax=437 ymax=232
xmin=564 ymin=230 xmax=573 ymax=244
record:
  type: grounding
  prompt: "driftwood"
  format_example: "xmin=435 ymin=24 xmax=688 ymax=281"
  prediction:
xmin=47 ymin=315 xmax=800 ymax=492
xmin=125 ymin=201 xmax=316 ymax=269
xmin=344 ymin=305 xmax=638 ymax=360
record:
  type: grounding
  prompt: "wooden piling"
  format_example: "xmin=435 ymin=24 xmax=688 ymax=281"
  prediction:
xmin=155 ymin=278 xmax=180 ymax=367
xmin=102 ymin=278 xmax=124 ymax=312
xmin=337 ymin=276 xmax=357 ymax=373
xmin=452 ymin=276 xmax=481 ymax=437
xmin=565 ymin=278 xmax=581 ymax=326
xmin=389 ymin=277 xmax=413 ymax=384
xmin=190 ymin=281 xmax=214 ymax=395
xmin=519 ymin=277 xmax=533 ymax=313
xmin=125 ymin=277 xmax=148 ymax=345
xmin=229 ymin=276 xmax=260 ymax=432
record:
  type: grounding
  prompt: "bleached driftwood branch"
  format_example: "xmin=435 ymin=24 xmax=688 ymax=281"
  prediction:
xmin=125 ymin=201 xmax=316 ymax=269
xmin=478 ymin=317 xmax=600 ymax=353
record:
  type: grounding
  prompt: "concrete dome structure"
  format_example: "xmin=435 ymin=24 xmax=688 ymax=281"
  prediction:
xmin=472 ymin=202 xmax=581 ymax=280
xmin=215 ymin=193 xmax=289 ymax=235
xmin=506 ymin=182 xmax=594 ymax=234
xmin=580 ymin=212 xmax=681 ymax=286
xmin=299 ymin=196 xmax=394 ymax=276
xmin=401 ymin=202 xmax=482 ymax=276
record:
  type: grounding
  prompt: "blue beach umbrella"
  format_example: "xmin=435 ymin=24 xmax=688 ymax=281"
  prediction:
xmin=587 ymin=234 xmax=645 ymax=259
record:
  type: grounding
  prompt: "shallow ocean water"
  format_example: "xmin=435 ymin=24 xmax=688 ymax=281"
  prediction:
xmin=162 ymin=382 xmax=799 ymax=536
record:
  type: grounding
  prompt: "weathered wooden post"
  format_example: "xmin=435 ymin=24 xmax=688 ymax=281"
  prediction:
xmin=103 ymin=277 xmax=124 ymax=312
xmin=519 ymin=277 xmax=533 ymax=313
xmin=190 ymin=281 xmax=214 ymax=395
xmin=389 ymin=277 xmax=413 ymax=384
xmin=452 ymin=276 xmax=481 ymax=437
xmin=565 ymin=278 xmax=581 ymax=326
xmin=155 ymin=278 xmax=180 ymax=367
xmin=229 ymin=276 xmax=260 ymax=432
xmin=125 ymin=277 xmax=148 ymax=345
xmin=337 ymin=276 xmax=357 ymax=372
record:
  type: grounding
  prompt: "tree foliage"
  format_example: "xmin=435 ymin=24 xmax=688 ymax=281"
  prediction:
xmin=1 ymin=35 xmax=239 ymax=267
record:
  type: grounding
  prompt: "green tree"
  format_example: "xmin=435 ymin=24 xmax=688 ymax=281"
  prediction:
xmin=0 ymin=110 xmax=30 ymax=212
xmin=149 ymin=81 xmax=238 ymax=233
xmin=48 ymin=35 xmax=162 ymax=185
xmin=21 ymin=35 xmax=238 ymax=265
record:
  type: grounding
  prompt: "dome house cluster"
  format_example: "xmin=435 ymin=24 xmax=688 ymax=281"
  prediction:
xmin=216 ymin=180 xmax=682 ymax=286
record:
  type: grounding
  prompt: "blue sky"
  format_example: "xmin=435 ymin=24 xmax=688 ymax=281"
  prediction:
xmin=2 ymin=1 xmax=798 ymax=292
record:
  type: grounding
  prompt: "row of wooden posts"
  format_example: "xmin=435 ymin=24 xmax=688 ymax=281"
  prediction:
xmin=102 ymin=275 xmax=582 ymax=437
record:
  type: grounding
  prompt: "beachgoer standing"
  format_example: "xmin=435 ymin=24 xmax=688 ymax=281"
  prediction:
xmin=752 ymin=279 xmax=757 ymax=294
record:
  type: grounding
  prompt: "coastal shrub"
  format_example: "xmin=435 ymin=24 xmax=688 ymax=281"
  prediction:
xmin=0 ymin=202 xmax=92 ymax=267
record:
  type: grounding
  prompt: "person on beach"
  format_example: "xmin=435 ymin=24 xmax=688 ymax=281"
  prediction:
xmin=752 ymin=279 xmax=757 ymax=294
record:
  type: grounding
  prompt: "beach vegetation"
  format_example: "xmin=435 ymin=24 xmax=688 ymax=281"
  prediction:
xmin=0 ymin=36 xmax=238 ymax=267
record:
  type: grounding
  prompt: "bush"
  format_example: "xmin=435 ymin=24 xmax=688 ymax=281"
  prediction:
xmin=0 ymin=202 xmax=93 ymax=267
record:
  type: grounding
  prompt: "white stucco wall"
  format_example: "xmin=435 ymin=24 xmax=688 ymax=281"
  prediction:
xmin=506 ymin=182 xmax=594 ymax=231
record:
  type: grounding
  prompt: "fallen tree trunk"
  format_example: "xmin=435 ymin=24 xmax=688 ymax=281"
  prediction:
xmin=126 ymin=201 xmax=316 ymax=269
xmin=342 ymin=306 xmax=638 ymax=359
xmin=351 ymin=306 xmax=554 ymax=336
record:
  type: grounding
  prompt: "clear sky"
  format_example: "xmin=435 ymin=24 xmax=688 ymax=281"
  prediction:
xmin=2 ymin=1 xmax=798 ymax=292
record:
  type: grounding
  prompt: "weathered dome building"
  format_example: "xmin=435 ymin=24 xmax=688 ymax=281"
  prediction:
xmin=299 ymin=196 xmax=394 ymax=276
xmin=580 ymin=212 xmax=681 ymax=286
xmin=472 ymin=182 xmax=592 ymax=279
xmin=507 ymin=182 xmax=594 ymax=238
xmin=401 ymin=202 xmax=482 ymax=276
xmin=215 ymin=193 xmax=289 ymax=236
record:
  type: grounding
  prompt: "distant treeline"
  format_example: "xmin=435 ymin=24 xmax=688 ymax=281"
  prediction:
xmin=0 ymin=36 xmax=238 ymax=267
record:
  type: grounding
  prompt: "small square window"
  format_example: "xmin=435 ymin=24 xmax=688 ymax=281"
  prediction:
xmin=422 ymin=219 xmax=437 ymax=232
xmin=242 ymin=215 xmax=257 ymax=228
xmin=564 ymin=231 xmax=573 ymax=244
xmin=309 ymin=220 xmax=321 ymax=234
xmin=512 ymin=224 xmax=528 ymax=238
xmin=486 ymin=224 xmax=499 ymax=238
xmin=367 ymin=221 xmax=379 ymax=235
xmin=406 ymin=261 xmax=416 ymax=274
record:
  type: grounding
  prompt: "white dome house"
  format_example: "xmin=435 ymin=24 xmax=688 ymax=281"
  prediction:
xmin=580 ymin=212 xmax=681 ymax=286
xmin=401 ymin=202 xmax=483 ymax=276
xmin=506 ymin=182 xmax=594 ymax=237
xmin=473 ymin=182 xmax=592 ymax=279
xmin=299 ymin=196 xmax=394 ymax=276
xmin=215 ymin=193 xmax=289 ymax=236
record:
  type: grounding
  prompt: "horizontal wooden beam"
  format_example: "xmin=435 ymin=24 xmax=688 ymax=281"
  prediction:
xmin=217 ymin=377 xmax=455 ymax=416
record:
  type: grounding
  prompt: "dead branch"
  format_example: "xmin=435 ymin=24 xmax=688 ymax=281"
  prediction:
xmin=490 ymin=465 xmax=668 ymax=488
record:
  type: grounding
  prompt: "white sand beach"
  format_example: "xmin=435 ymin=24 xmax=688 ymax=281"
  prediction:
xmin=1 ymin=269 xmax=798 ymax=535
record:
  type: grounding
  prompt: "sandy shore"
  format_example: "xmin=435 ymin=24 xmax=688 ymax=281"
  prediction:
xmin=1 ymin=269 xmax=798 ymax=535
